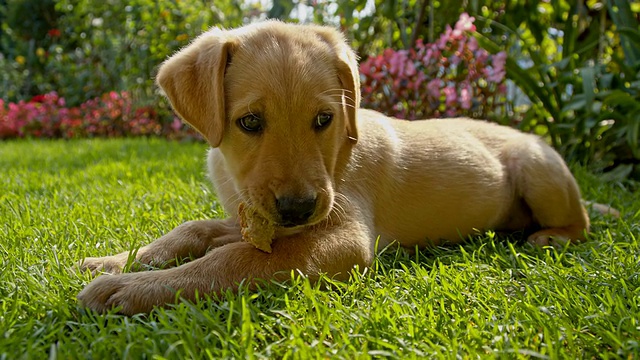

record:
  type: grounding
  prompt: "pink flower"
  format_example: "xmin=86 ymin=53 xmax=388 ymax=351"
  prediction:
xmin=422 ymin=48 xmax=433 ymax=64
xmin=454 ymin=13 xmax=476 ymax=34
xmin=467 ymin=36 xmax=479 ymax=52
xmin=404 ymin=61 xmax=416 ymax=76
xmin=460 ymin=84 xmax=472 ymax=110
xmin=437 ymin=26 xmax=452 ymax=49
xmin=443 ymin=85 xmax=457 ymax=106
xmin=493 ymin=51 xmax=507 ymax=74
xmin=171 ymin=117 xmax=183 ymax=131
xmin=373 ymin=53 xmax=386 ymax=69
xmin=485 ymin=52 xmax=507 ymax=83
xmin=360 ymin=61 xmax=372 ymax=76
xmin=427 ymin=79 xmax=441 ymax=98
xmin=389 ymin=50 xmax=409 ymax=76
xmin=413 ymin=72 xmax=426 ymax=91
xmin=475 ymin=50 xmax=489 ymax=64
xmin=358 ymin=10 xmax=507 ymax=121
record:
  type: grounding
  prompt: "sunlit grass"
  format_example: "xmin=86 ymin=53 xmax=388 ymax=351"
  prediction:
xmin=1 ymin=138 xmax=638 ymax=358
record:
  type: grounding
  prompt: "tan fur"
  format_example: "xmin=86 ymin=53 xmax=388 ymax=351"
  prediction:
xmin=78 ymin=21 xmax=592 ymax=314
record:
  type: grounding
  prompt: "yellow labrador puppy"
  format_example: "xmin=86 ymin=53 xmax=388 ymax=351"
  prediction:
xmin=78 ymin=21 xmax=590 ymax=314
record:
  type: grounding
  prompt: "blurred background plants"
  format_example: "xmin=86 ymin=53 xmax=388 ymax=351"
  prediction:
xmin=359 ymin=13 xmax=508 ymax=122
xmin=0 ymin=0 xmax=638 ymax=180
xmin=472 ymin=0 xmax=640 ymax=180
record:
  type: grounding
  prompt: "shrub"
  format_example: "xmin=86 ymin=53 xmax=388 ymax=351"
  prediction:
xmin=0 ymin=0 xmax=251 ymax=117
xmin=474 ymin=1 xmax=640 ymax=179
xmin=0 ymin=91 xmax=198 ymax=140
xmin=359 ymin=13 xmax=508 ymax=121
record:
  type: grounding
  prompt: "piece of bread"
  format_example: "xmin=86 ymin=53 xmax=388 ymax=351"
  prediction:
xmin=238 ymin=203 xmax=275 ymax=253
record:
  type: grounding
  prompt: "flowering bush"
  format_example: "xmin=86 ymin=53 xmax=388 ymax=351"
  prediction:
xmin=360 ymin=13 xmax=507 ymax=120
xmin=0 ymin=91 xmax=198 ymax=140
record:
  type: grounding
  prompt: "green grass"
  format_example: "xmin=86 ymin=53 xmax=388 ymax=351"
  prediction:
xmin=1 ymin=138 xmax=639 ymax=359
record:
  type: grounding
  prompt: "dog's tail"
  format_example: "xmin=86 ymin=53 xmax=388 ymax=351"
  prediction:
xmin=583 ymin=200 xmax=621 ymax=218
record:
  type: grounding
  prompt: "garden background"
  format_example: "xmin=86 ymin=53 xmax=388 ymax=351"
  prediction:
xmin=2 ymin=0 xmax=639 ymax=180
xmin=1 ymin=0 xmax=639 ymax=358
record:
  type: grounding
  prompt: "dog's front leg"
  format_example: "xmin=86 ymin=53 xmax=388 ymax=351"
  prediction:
xmin=77 ymin=219 xmax=373 ymax=315
xmin=79 ymin=218 xmax=241 ymax=275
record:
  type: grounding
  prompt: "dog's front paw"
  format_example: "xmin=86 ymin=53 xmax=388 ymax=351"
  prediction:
xmin=78 ymin=254 xmax=129 ymax=275
xmin=77 ymin=272 xmax=172 ymax=315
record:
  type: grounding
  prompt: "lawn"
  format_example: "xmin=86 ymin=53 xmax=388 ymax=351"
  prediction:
xmin=1 ymin=138 xmax=638 ymax=359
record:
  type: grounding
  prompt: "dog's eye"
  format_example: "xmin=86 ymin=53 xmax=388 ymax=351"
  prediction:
xmin=315 ymin=113 xmax=333 ymax=130
xmin=237 ymin=114 xmax=263 ymax=133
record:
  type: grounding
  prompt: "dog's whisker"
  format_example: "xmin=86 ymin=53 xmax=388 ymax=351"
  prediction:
xmin=224 ymin=188 xmax=252 ymax=209
xmin=325 ymin=94 xmax=356 ymax=105
xmin=327 ymin=101 xmax=357 ymax=108
xmin=321 ymin=189 xmax=346 ymax=228
xmin=341 ymin=94 xmax=356 ymax=102
xmin=329 ymin=192 xmax=351 ymax=226
xmin=327 ymin=104 xmax=357 ymax=112
xmin=319 ymin=88 xmax=354 ymax=96
xmin=215 ymin=176 xmax=236 ymax=189
xmin=336 ymin=200 xmax=350 ymax=219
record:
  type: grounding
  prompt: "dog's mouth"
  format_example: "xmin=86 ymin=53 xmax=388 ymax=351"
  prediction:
xmin=245 ymin=185 xmax=334 ymax=231
xmin=273 ymin=213 xmax=328 ymax=237
xmin=275 ymin=210 xmax=322 ymax=229
xmin=280 ymin=221 xmax=305 ymax=228
xmin=274 ymin=224 xmax=307 ymax=238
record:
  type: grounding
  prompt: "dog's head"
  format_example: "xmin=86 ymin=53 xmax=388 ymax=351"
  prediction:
xmin=157 ymin=21 xmax=360 ymax=228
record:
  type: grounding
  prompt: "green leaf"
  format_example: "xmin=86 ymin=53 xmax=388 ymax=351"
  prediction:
xmin=563 ymin=95 xmax=587 ymax=113
xmin=608 ymin=0 xmax=640 ymax=67
xmin=599 ymin=163 xmax=633 ymax=182
xmin=562 ymin=3 xmax=579 ymax=64
xmin=603 ymin=90 xmax=640 ymax=110
xmin=580 ymin=66 xmax=597 ymax=114
xmin=626 ymin=110 xmax=640 ymax=151
xmin=617 ymin=27 xmax=640 ymax=47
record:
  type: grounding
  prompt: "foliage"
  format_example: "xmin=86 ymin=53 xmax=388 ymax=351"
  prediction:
xmin=0 ymin=139 xmax=638 ymax=358
xmin=473 ymin=1 xmax=640 ymax=178
xmin=0 ymin=0 xmax=58 ymax=45
xmin=360 ymin=13 xmax=507 ymax=121
xmin=0 ymin=91 xmax=198 ymax=140
xmin=0 ymin=0 xmax=248 ymax=108
xmin=270 ymin=0 xmax=469 ymax=55
xmin=1 ymin=0 xmax=638 ymax=179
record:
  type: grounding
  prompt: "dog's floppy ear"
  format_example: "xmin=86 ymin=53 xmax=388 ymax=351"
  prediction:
xmin=156 ymin=29 xmax=233 ymax=147
xmin=336 ymin=46 xmax=360 ymax=143
xmin=311 ymin=27 xmax=360 ymax=143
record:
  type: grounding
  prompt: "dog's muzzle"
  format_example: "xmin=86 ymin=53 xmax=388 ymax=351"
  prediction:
xmin=276 ymin=196 xmax=317 ymax=227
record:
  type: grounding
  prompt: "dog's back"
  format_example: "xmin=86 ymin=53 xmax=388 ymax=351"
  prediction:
xmin=346 ymin=109 xmax=588 ymax=247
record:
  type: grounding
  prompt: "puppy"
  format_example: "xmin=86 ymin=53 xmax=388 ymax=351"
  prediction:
xmin=78 ymin=21 xmax=590 ymax=314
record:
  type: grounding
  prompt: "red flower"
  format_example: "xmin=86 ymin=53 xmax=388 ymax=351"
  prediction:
xmin=48 ymin=29 xmax=61 ymax=38
xmin=31 ymin=95 xmax=46 ymax=103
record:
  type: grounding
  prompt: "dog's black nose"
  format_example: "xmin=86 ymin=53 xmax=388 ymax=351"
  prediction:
xmin=276 ymin=196 xmax=317 ymax=227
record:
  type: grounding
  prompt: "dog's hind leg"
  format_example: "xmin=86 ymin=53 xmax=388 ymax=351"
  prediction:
xmin=505 ymin=138 xmax=590 ymax=247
